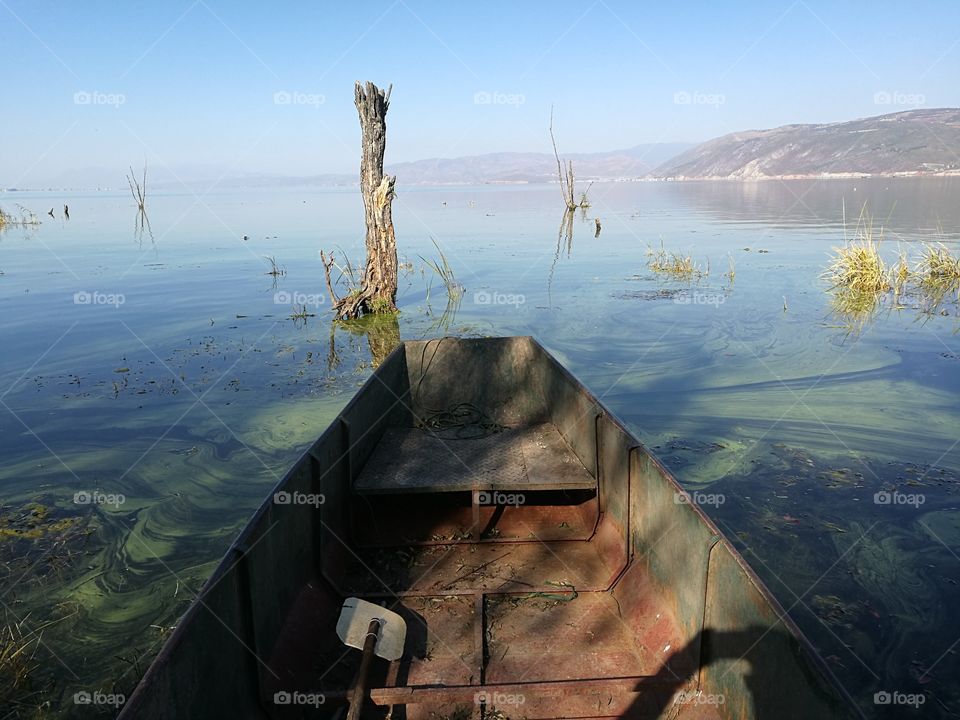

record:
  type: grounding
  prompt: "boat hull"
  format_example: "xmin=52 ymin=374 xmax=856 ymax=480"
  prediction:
xmin=120 ymin=336 xmax=862 ymax=719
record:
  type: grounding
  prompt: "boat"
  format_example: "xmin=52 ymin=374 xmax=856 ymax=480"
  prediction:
xmin=120 ymin=336 xmax=863 ymax=719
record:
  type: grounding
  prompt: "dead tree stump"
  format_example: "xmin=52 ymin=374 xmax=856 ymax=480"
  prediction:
xmin=331 ymin=81 xmax=399 ymax=320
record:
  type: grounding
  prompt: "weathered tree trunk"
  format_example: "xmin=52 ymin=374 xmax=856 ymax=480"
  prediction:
xmin=332 ymin=81 xmax=399 ymax=320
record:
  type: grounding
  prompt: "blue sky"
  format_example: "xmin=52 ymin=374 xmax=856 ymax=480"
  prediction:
xmin=2 ymin=0 xmax=958 ymax=187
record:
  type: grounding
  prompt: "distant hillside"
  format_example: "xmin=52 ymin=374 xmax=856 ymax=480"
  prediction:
xmin=652 ymin=108 xmax=960 ymax=180
xmin=385 ymin=144 xmax=692 ymax=185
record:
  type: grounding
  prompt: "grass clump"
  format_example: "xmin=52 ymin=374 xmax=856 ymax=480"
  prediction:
xmin=823 ymin=208 xmax=894 ymax=293
xmin=647 ymin=241 xmax=708 ymax=281
xmin=824 ymin=239 xmax=890 ymax=294
xmin=823 ymin=206 xmax=960 ymax=331
xmin=916 ymin=242 xmax=960 ymax=289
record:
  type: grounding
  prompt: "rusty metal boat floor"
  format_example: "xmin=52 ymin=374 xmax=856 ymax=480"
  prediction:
xmin=261 ymin=408 xmax=712 ymax=718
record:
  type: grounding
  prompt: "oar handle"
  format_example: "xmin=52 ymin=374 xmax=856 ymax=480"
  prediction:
xmin=346 ymin=618 xmax=381 ymax=720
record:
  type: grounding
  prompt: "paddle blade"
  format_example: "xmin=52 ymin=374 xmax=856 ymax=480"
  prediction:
xmin=336 ymin=597 xmax=406 ymax=661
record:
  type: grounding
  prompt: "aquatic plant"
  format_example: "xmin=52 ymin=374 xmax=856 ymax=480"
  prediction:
xmin=646 ymin=240 xmax=708 ymax=281
xmin=288 ymin=304 xmax=315 ymax=322
xmin=264 ymin=255 xmax=286 ymax=277
xmin=420 ymin=238 xmax=463 ymax=304
xmin=0 ymin=205 xmax=41 ymax=229
xmin=824 ymin=239 xmax=890 ymax=293
xmin=724 ymin=254 xmax=736 ymax=285
xmin=890 ymin=247 xmax=912 ymax=300
xmin=0 ymin=615 xmax=41 ymax=703
xmin=127 ymin=162 xmax=153 ymax=243
xmin=916 ymin=242 xmax=960 ymax=290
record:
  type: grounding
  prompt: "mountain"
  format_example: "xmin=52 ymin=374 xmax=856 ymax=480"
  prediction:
xmin=652 ymin=108 xmax=960 ymax=180
xmin=385 ymin=144 xmax=693 ymax=185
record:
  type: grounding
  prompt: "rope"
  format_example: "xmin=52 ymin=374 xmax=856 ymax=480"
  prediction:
xmin=416 ymin=402 xmax=506 ymax=439
xmin=413 ymin=338 xmax=506 ymax=439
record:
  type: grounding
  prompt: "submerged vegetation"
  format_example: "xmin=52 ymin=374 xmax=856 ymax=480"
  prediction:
xmin=0 ymin=502 xmax=92 ymax=714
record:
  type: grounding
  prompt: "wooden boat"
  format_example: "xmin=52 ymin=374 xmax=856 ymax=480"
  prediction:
xmin=121 ymin=336 xmax=863 ymax=719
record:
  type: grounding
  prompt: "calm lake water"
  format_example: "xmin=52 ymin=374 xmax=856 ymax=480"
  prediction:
xmin=1 ymin=178 xmax=959 ymax=718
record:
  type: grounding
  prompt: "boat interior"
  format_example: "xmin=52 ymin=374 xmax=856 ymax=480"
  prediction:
xmin=122 ymin=337 xmax=859 ymax=720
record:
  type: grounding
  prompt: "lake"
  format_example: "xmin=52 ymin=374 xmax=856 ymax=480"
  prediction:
xmin=1 ymin=177 xmax=959 ymax=718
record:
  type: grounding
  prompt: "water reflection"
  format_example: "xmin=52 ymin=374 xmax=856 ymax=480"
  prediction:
xmin=548 ymin=209 xmax=575 ymax=304
xmin=333 ymin=312 xmax=402 ymax=368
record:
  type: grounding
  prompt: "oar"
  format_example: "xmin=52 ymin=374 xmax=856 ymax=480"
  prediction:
xmin=336 ymin=597 xmax=407 ymax=720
